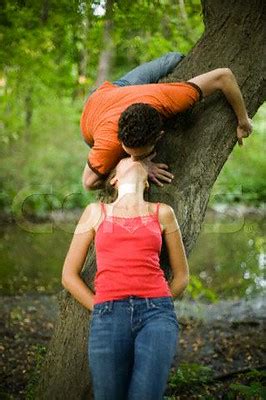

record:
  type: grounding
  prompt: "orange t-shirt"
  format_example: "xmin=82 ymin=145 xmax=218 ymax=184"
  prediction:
xmin=80 ymin=81 xmax=202 ymax=177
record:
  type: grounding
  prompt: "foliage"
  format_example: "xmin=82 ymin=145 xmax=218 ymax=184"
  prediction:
xmin=167 ymin=365 xmax=266 ymax=399
xmin=210 ymin=104 xmax=266 ymax=206
xmin=186 ymin=275 xmax=218 ymax=303
xmin=168 ymin=363 xmax=214 ymax=391
xmin=112 ymin=0 xmax=203 ymax=80
xmin=1 ymin=0 xmax=82 ymax=144
xmin=229 ymin=382 xmax=266 ymax=399
xmin=228 ymin=370 xmax=266 ymax=400
xmin=0 ymin=97 xmax=96 ymax=217
xmin=25 ymin=344 xmax=47 ymax=400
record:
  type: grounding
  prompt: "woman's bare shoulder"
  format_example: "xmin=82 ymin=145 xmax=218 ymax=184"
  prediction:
xmin=81 ymin=202 xmax=101 ymax=216
xmin=157 ymin=203 xmax=178 ymax=232
xmin=75 ymin=202 xmax=102 ymax=233
xmin=158 ymin=202 xmax=175 ymax=217
xmin=144 ymin=201 xmax=173 ymax=216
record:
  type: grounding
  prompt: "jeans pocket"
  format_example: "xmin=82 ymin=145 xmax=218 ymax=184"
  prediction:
xmin=150 ymin=298 xmax=175 ymax=312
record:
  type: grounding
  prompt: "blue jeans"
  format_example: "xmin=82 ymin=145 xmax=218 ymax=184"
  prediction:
xmin=113 ymin=52 xmax=184 ymax=86
xmin=88 ymin=51 xmax=184 ymax=96
xmin=88 ymin=295 xmax=179 ymax=400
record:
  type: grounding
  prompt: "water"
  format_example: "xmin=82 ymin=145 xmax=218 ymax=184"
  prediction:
xmin=0 ymin=207 xmax=265 ymax=300
xmin=189 ymin=206 xmax=265 ymax=301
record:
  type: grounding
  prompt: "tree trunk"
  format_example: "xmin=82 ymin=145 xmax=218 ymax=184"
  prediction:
xmin=40 ymin=0 xmax=49 ymax=24
xmin=24 ymin=87 xmax=33 ymax=140
xmin=36 ymin=1 xmax=265 ymax=399
xmin=94 ymin=0 xmax=115 ymax=87
xmin=72 ymin=6 xmax=91 ymax=100
xmin=178 ymin=0 xmax=195 ymax=45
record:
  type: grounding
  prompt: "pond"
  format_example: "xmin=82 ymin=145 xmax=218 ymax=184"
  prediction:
xmin=0 ymin=206 xmax=265 ymax=301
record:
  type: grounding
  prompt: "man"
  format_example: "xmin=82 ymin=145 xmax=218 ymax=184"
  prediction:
xmin=80 ymin=52 xmax=252 ymax=190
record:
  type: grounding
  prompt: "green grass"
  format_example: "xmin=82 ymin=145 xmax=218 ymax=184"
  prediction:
xmin=166 ymin=364 xmax=266 ymax=399
xmin=25 ymin=344 xmax=47 ymax=400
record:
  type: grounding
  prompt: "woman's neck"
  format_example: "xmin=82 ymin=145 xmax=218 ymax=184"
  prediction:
xmin=114 ymin=182 xmax=145 ymax=207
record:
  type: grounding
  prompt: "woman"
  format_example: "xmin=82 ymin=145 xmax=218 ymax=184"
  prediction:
xmin=62 ymin=157 xmax=189 ymax=400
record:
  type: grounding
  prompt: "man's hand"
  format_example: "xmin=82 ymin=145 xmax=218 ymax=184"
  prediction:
xmin=142 ymin=151 xmax=174 ymax=187
xmin=237 ymin=117 xmax=253 ymax=146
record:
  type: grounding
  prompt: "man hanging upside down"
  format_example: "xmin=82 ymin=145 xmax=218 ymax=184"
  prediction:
xmin=80 ymin=52 xmax=252 ymax=190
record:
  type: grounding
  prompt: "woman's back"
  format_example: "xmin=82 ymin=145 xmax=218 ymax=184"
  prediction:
xmin=93 ymin=202 xmax=172 ymax=304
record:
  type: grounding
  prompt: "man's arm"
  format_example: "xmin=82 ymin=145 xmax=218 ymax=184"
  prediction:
xmin=82 ymin=139 xmax=127 ymax=190
xmin=188 ymin=68 xmax=252 ymax=145
xmin=82 ymin=163 xmax=106 ymax=191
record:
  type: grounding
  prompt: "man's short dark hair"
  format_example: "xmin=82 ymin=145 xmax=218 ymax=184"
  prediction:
xmin=118 ymin=103 xmax=163 ymax=148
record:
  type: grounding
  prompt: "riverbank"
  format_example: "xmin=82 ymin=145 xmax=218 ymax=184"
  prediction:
xmin=0 ymin=294 xmax=265 ymax=399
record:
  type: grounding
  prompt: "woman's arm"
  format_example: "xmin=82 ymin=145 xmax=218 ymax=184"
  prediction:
xmin=61 ymin=203 xmax=101 ymax=311
xmin=159 ymin=204 xmax=189 ymax=299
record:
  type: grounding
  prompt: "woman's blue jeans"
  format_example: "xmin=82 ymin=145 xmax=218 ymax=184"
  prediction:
xmin=88 ymin=295 xmax=179 ymax=400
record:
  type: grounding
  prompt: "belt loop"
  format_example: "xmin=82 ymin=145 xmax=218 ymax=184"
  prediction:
xmin=108 ymin=300 xmax=114 ymax=311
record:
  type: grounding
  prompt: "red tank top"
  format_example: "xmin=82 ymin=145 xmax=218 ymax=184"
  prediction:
xmin=93 ymin=202 xmax=172 ymax=304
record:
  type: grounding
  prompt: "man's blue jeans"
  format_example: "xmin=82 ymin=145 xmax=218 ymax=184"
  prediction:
xmin=113 ymin=52 xmax=184 ymax=86
xmin=88 ymin=52 xmax=184 ymax=96
xmin=88 ymin=295 xmax=179 ymax=400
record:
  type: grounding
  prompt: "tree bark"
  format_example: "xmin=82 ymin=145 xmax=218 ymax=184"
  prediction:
xmin=36 ymin=1 xmax=265 ymax=399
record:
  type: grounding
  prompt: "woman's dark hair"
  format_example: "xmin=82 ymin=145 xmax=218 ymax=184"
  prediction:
xmin=118 ymin=103 xmax=163 ymax=148
xmin=104 ymin=167 xmax=118 ymax=201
